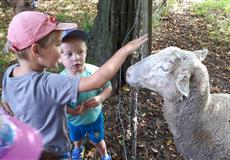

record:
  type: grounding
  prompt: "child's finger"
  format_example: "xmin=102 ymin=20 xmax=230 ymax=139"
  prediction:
xmin=83 ymin=100 xmax=91 ymax=107
xmin=128 ymin=34 xmax=148 ymax=49
xmin=80 ymin=104 xmax=85 ymax=114
xmin=134 ymin=34 xmax=148 ymax=42
xmin=137 ymin=35 xmax=148 ymax=44
xmin=86 ymin=102 xmax=96 ymax=108
xmin=139 ymin=34 xmax=148 ymax=41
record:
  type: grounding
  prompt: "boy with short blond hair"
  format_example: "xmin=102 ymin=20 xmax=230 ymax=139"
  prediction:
xmin=1 ymin=11 xmax=147 ymax=158
xmin=60 ymin=29 xmax=112 ymax=160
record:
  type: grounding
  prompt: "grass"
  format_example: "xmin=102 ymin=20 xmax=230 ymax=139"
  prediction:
xmin=191 ymin=0 xmax=230 ymax=16
xmin=152 ymin=0 xmax=230 ymax=43
xmin=190 ymin=0 xmax=230 ymax=42
xmin=39 ymin=0 xmax=97 ymax=30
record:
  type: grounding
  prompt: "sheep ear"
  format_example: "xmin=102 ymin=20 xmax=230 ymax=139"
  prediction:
xmin=194 ymin=49 xmax=208 ymax=61
xmin=175 ymin=71 xmax=191 ymax=97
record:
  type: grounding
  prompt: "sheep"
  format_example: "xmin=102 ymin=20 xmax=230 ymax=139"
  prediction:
xmin=126 ymin=47 xmax=230 ymax=160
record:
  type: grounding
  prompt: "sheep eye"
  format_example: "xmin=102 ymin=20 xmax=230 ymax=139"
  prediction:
xmin=157 ymin=61 xmax=174 ymax=72
xmin=157 ymin=66 xmax=169 ymax=72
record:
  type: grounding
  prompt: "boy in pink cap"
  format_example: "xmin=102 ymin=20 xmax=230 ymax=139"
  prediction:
xmin=1 ymin=11 xmax=147 ymax=158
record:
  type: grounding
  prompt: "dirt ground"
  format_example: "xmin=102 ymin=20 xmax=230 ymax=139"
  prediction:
xmin=101 ymin=12 xmax=230 ymax=160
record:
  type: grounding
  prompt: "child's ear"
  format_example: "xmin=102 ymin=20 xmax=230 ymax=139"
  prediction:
xmin=30 ymin=43 xmax=40 ymax=58
xmin=58 ymin=58 xmax=62 ymax=64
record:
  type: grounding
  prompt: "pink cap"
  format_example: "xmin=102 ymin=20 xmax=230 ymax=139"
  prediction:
xmin=7 ymin=11 xmax=78 ymax=52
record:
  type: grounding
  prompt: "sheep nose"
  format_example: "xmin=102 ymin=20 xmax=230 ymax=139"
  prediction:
xmin=126 ymin=71 xmax=131 ymax=79
xmin=126 ymin=70 xmax=134 ymax=84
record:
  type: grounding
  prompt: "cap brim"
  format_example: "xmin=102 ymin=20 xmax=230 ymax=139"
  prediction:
xmin=62 ymin=29 xmax=89 ymax=41
xmin=55 ymin=22 xmax=78 ymax=30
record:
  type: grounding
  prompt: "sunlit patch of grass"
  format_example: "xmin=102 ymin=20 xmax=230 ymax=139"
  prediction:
xmin=38 ymin=0 xmax=97 ymax=30
xmin=190 ymin=0 xmax=230 ymax=42
xmin=191 ymin=0 xmax=230 ymax=16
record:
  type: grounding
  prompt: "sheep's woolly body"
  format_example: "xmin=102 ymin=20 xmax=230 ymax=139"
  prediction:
xmin=126 ymin=47 xmax=230 ymax=160
xmin=164 ymin=66 xmax=230 ymax=160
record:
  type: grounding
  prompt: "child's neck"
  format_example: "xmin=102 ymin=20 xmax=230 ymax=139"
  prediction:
xmin=13 ymin=61 xmax=44 ymax=77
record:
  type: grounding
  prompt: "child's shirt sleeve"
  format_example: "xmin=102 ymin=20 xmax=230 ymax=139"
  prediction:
xmin=42 ymin=72 xmax=80 ymax=105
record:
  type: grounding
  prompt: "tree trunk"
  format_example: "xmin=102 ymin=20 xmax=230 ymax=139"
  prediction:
xmin=87 ymin=0 xmax=138 ymax=90
xmin=141 ymin=0 xmax=152 ymax=58
xmin=88 ymin=0 xmax=152 ymax=159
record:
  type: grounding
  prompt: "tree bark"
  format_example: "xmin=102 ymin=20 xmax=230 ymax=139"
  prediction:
xmin=87 ymin=0 xmax=138 ymax=90
xmin=88 ymin=1 xmax=152 ymax=159
xmin=141 ymin=0 xmax=152 ymax=58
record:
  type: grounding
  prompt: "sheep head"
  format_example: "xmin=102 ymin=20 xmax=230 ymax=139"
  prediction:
xmin=126 ymin=47 xmax=208 ymax=98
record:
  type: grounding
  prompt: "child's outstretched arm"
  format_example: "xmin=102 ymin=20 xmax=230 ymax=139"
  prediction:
xmin=79 ymin=34 xmax=148 ymax=92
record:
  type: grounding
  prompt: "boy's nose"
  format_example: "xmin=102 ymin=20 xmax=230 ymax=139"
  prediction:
xmin=72 ymin=53 xmax=80 ymax=60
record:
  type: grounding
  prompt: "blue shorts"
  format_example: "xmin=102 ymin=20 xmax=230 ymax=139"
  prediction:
xmin=68 ymin=113 xmax=104 ymax=144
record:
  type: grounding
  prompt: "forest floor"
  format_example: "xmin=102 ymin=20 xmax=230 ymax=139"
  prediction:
xmin=0 ymin=0 xmax=230 ymax=160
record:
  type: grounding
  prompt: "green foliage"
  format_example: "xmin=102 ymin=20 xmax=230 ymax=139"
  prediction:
xmin=81 ymin=13 xmax=94 ymax=32
xmin=39 ymin=0 xmax=97 ymax=30
xmin=56 ymin=13 xmax=72 ymax=22
xmin=0 ymin=1 xmax=16 ymax=72
xmin=56 ymin=12 xmax=93 ymax=31
xmin=152 ymin=8 xmax=164 ymax=29
xmin=191 ymin=0 xmax=230 ymax=16
xmin=0 ymin=53 xmax=16 ymax=73
xmin=56 ymin=64 xmax=65 ymax=73
xmin=190 ymin=0 xmax=230 ymax=42
xmin=152 ymin=2 xmax=167 ymax=29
